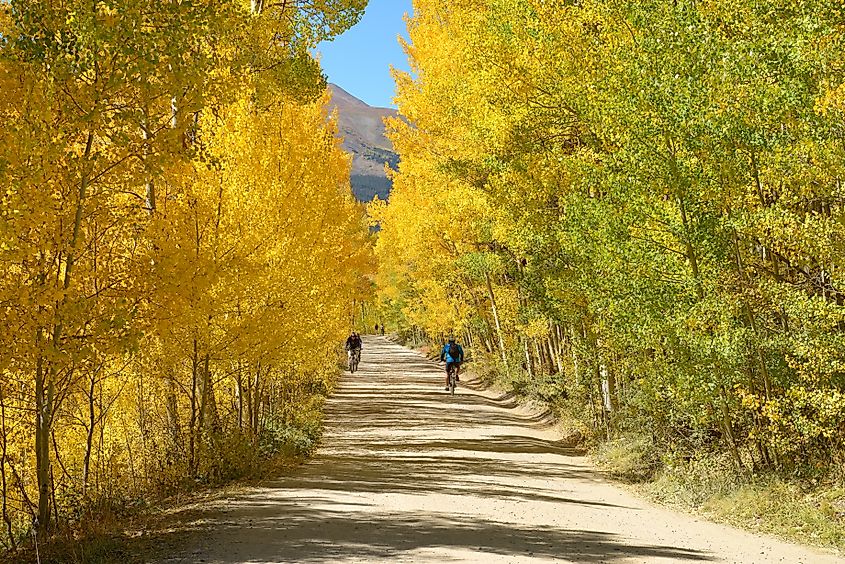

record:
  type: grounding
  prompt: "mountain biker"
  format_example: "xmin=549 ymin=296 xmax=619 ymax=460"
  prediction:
xmin=345 ymin=332 xmax=362 ymax=369
xmin=345 ymin=331 xmax=362 ymax=350
xmin=439 ymin=337 xmax=464 ymax=390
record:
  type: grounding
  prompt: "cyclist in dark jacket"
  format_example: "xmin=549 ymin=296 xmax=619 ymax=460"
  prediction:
xmin=345 ymin=332 xmax=362 ymax=351
xmin=439 ymin=338 xmax=464 ymax=390
xmin=345 ymin=332 xmax=362 ymax=371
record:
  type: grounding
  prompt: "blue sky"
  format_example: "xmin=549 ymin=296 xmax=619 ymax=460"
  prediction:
xmin=317 ymin=0 xmax=414 ymax=108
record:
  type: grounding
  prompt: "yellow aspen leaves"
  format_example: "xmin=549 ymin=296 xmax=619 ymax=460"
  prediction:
xmin=0 ymin=0 xmax=370 ymax=544
xmin=376 ymin=0 xmax=845 ymax=475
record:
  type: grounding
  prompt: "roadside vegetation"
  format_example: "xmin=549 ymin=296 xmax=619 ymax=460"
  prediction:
xmin=373 ymin=0 xmax=845 ymax=552
xmin=0 ymin=0 xmax=372 ymax=559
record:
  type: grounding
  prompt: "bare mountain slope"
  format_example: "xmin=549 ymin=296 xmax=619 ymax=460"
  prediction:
xmin=328 ymin=84 xmax=398 ymax=202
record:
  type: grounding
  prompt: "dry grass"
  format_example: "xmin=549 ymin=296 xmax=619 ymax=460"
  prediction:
xmin=645 ymin=456 xmax=845 ymax=553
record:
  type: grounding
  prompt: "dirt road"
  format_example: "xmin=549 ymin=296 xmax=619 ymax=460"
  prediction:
xmin=158 ymin=336 xmax=843 ymax=563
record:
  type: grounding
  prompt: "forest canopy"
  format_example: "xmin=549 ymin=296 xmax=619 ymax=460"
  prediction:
xmin=0 ymin=0 xmax=372 ymax=547
xmin=374 ymin=0 xmax=845 ymax=476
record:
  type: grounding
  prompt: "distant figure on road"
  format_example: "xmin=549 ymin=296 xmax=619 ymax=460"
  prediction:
xmin=380 ymin=324 xmax=385 ymax=336
xmin=439 ymin=337 xmax=464 ymax=390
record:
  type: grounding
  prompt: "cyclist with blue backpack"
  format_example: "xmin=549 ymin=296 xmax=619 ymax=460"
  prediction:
xmin=439 ymin=337 xmax=465 ymax=390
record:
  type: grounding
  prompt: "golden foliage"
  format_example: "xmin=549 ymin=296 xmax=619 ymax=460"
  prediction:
xmin=376 ymin=0 xmax=845 ymax=476
xmin=0 ymin=0 xmax=371 ymax=546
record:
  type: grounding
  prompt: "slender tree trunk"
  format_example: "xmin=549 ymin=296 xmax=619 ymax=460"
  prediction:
xmin=189 ymin=339 xmax=199 ymax=477
xmin=731 ymin=229 xmax=774 ymax=401
xmin=82 ymin=373 xmax=96 ymax=498
xmin=97 ymin=399 xmax=105 ymax=495
xmin=141 ymin=113 xmax=156 ymax=214
xmin=605 ymin=364 xmax=619 ymax=413
xmin=477 ymin=303 xmax=495 ymax=352
xmin=547 ymin=336 xmax=563 ymax=375
xmin=570 ymin=324 xmax=581 ymax=386
xmin=197 ymin=354 xmax=210 ymax=472
xmin=252 ymin=364 xmax=262 ymax=439
xmin=36 ymin=130 xmax=94 ymax=531
xmin=719 ymin=386 xmax=744 ymax=471
xmin=35 ymin=347 xmax=51 ymax=532
xmin=533 ymin=338 xmax=544 ymax=373
xmin=246 ymin=364 xmax=255 ymax=441
xmin=668 ymin=147 xmax=703 ymax=301
xmin=677 ymin=195 xmax=703 ymax=300
xmin=236 ymin=362 xmax=244 ymax=432
xmin=523 ymin=339 xmax=534 ymax=378
xmin=166 ymin=377 xmax=180 ymax=449
xmin=50 ymin=465 xmax=58 ymax=528
xmin=554 ymin=335 xmax=563 ymax=371
xmin=203 ymin=355 xmax=222 ymax=444
xmin=0 ymin=387 xmax=16 ymax=550
xmin=124 ymin=423 xmax=138 ymax=494
xmin=484 ymin=272 xmax=508 ymax=367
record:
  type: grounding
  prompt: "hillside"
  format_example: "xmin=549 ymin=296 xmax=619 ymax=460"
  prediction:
xmin=328 ymin=84 xmax=398 ymax=201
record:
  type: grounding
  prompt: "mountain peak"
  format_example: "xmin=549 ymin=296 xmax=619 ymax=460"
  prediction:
xmin=328 ymin=84 xmax=398 ymax=202
xmin=328 ymin=83 xmax=374 ymax=110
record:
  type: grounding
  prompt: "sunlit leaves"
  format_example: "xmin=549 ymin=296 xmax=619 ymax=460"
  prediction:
xmin=377 ymin=0 xmax=845 ymax=470
xmin=0 ymin=0 xmax=371 ymax=542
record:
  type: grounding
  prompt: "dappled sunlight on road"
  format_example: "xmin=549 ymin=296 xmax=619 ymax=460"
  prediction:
xmin=156 ymin=337 xmax=844 ymax=564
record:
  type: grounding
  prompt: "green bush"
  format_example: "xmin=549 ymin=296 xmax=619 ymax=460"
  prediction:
xmin=259 ymin=420 xmax=320 ymax=458
xmin=259 ymin=396 xmax=325 ymax=459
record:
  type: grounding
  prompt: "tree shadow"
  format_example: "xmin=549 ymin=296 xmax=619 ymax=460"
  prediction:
xmin=150 ymin=495 xmax=714 ymax=563
xmin=143 ymin=337 xmax=715 ymax=563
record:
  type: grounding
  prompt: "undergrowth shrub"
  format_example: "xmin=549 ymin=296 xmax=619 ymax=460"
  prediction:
xmin=260 ymin=395 xmax=325 ymax=459
xmin=594 ymin=435 xmax=661 ymax=483
xmin=259 ymin=418 xmax=322 ymax=459
xmin=647 ymin=454 xmax=845 ymax=550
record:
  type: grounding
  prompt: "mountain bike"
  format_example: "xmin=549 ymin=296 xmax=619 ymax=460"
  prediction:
xmin=348 ymin=348 xmax=361 ymax=373
xmin=446 ymin=362 xmax=458 ymax=394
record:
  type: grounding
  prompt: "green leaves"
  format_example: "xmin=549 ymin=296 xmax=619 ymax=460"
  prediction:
xmin=379 ymin=0 xmax=845 ymax=469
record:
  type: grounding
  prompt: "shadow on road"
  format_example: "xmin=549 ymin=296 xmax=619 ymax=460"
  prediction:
xmin=159 ymin=503 xmax=714 ymax=563
xmin=151 ymin=336 xmax=714 ymax=563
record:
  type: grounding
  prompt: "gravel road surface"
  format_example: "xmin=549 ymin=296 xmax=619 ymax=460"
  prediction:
xmin=158 ymin=336 xmax=844 ymax=564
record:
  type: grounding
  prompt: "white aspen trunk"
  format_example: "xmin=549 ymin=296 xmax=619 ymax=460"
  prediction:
xmin=532 ymin=338 xmax=543 ymax=373
xmin=523 ymin=339 xmax=533 ymax=378
xmin=35 ymin=347 xmax=50 ymax=532
xmin=569 ymin=325 xmax=580 ymax=385
xmin=37 ymin=130 xmax=94 ymax=531
xmin=600 ymin=365 xmax=611 ymax=412
xmin=0 ymin=386 xmax=15 ymax=549
xmin=82 ymin=374 xmax=95 ymax=497
xmin=484 ymin=272 xmax=508 ymax=367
